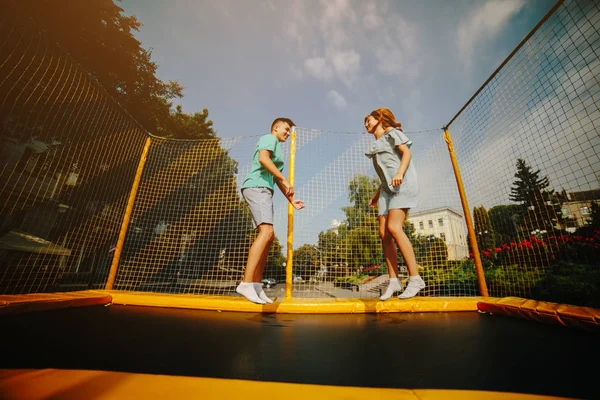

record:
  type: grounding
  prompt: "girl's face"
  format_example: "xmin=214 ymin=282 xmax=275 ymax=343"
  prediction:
xmin=364 ymin=114 xmax=379 ymax=134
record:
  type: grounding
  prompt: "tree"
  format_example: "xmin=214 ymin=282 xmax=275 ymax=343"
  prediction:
xmin=509 ymin=158 xmax=560 ymax=233
xmin=293 ymin=244 xmax=320 ymax=281
xmin=7 ymin=0 xmax=214 ymax=139
xmin=489 ymin=204 xmax=521 ymax=243
xmin=266 ymin=237 xmax=286 ymax=281
xmin=473 ymin=206 xmax=496 ymax=250
xmin=342 ymin=175 xmax=379 ymax=230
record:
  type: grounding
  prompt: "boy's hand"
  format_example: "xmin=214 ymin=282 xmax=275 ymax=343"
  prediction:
xmin=279 ymin=178 xmax=294 ymax=197
xmin=291 ymin=199 xmax=305 ymax=210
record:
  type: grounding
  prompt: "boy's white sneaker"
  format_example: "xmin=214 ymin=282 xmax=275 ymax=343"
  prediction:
xmin=380 ymin=278 xmax=403 ymax=301
xmin=398 ymin=276 xmax=425 ymax=299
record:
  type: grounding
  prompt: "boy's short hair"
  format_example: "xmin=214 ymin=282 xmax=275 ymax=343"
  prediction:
xmin=271 ymin=117 xmax=295 ymax=132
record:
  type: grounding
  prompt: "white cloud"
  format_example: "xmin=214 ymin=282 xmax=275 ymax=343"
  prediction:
xmin=289 ymin=63 xmax=304 ymax=80
xmin=362 ymin=0 xmax=386 ymax=30
xmin=372 ymin=15 xmax=421 ymax=80
xmin=329 ymin=49 xmax=361 ymax=87
xmin=305 ymin=58 xmax=334 ymax=81
xmin=327 ymin=90 xmax=347 ymax=109
xmin=458 ymin=0 xmax=526 ymax=67
xmin=319 ymin=0 xmax=356 ymax=48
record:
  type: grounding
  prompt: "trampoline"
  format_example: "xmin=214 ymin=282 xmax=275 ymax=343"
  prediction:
xmin=0 ymin=293 xmax=598 ymax=399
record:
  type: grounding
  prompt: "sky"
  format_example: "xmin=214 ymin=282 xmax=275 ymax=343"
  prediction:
xmin=115 ymin=0 xmax=600 ymax=250
xmin=119 ymin=0 xmax=557 ymax=138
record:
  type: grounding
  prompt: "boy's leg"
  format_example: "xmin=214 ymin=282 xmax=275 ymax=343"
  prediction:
xmin=252 ymin=225 xmax=274 ymax=303
xmin=237 ymin=224 xmax=274 ymax=304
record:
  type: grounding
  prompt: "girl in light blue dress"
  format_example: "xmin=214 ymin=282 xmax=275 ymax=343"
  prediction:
xmin=364 ymin=108 xmax=425 ymax=300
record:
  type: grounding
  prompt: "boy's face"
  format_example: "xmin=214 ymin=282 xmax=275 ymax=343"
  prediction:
xmin=273 ymin=122 xmax=291 ymax=142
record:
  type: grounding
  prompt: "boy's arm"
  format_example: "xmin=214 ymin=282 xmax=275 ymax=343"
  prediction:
xmin=276 ymin=179 xmax=305 ymax=210
xmin=258 ymin=149 xmax=293 ymax=196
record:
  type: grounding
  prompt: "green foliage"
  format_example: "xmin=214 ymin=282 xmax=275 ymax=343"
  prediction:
xmin=266 ymin=236 xmax=286 ymax=281
xmin=293 ymin=244 xmax=320 ymax=280
xmin=341 ymin=227 xmax=381 ymax=270
xmin=509 ymin=158 xmax=561 ymax=232
xmin=473 ymin=206 xmax=496 ymax=251
xmin=11 ymin=0 xmax=214 ymax=139
xmin=342 ymin=175 xmax=379 ymax=230
xmin=532 ymin=262 xmax=600 ymax=308
xmin=489 ymin=204 xmax=521 ymax=242
xmin=412 ymin=235 xmax=448 ymax=268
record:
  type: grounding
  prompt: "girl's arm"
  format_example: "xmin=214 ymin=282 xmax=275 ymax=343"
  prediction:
xmin=369 ymin=186 xmax=381 ymax=208
xmin=391 ymin=144 xmax=412 ymax=187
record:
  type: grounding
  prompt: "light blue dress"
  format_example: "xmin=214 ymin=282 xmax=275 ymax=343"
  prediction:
xmin=365 ymin=128 xmax=419 ymax=215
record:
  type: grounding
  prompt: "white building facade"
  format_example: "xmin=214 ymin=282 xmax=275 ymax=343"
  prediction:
xmin=409 ymin=207 xmax=469 ymax=260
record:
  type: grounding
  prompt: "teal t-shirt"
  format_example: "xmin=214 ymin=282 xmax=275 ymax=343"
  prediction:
xmin=241 ymin=134 xmax=284 ymax=190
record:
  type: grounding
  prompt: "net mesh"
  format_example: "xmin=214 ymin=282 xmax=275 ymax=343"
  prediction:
xmin=0 ymin=4 xmax=148 ymax=294
xmin=446 ymin=0 xmax=600 ymax=304
xmin=2 ymin=0 xmax=598 ymax=307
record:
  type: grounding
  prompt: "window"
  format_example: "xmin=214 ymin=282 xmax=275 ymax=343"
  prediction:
xmin=581 ymin=206 xmax=590 ymax=215
xmin=438 ymin=218 xmax=443 ymax=227
xmin=440 ymin=233 xmax=446 ymax=241
xmin=419 ymin=221 xmax=424 ymax=229
xmin=428 ymin=220 xmax=433 ymax=228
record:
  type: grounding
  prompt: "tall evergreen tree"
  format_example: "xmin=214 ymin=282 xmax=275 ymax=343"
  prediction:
xmin=509 ymin=159 xmax=560 ymax=233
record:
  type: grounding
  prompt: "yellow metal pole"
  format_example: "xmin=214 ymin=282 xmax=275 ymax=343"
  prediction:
xmin=285 ymin=127 xmax=297 ymax=299
xmin=105 ymin=136 xmax=152 ymax=290
xmin=443 ymin=129 xmax=489 ymax=297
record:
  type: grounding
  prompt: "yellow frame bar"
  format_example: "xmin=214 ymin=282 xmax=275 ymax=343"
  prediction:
xmin=105 ymin=136 xmax=152 ymax=290
xmin=285 ymin=127 xmax=297 ymax=299
xmin=443 ymin=129 xmax=488 ymax=297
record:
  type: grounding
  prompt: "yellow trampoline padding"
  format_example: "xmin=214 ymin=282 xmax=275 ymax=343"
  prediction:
xmin=0 ymin=291 xmax=112 ymax=316
xmin=0 ymin=368 xmax=568 ymax=400
xmin=477 ymin=297 xmax=600 ymax=332
xmin=102 ymin=290 xmax=485 ymax=313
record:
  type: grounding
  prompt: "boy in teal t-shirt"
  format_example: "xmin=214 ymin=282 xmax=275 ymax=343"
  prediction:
xmin=236 ymin=118 xmax=305 ymax=304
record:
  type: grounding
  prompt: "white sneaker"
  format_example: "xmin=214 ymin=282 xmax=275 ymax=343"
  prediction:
xmin=380 ymin=278 xmax=403 ymax=301
xmin=398 ymin=277 xmax=425 ymax=299
xmin=253 ymin=282 xmax=273 ymax=304
xmin=236 ymin=282 xmax=266 ymax=304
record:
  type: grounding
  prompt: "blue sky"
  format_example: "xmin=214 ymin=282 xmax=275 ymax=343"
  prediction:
xmin=119 ymin=0 xmax=556 ymax=137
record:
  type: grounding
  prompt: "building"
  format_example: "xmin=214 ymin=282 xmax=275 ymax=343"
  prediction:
xmin=409 ymin=207 xmax=468 ymax=260
xmin=557 ymin=189 xmax=599 ymax=232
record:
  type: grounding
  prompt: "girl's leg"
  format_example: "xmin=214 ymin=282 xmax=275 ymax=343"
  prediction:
xmin=379 ymin=215 xmax=403 ymax=301
xmin=380 ymin=215 xmax=399 ymax=278
xmin=387 ymin=208 xmax=425 ymax=299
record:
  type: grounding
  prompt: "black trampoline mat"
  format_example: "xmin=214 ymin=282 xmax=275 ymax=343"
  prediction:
xmin=1 ymin=305 xmax=597 ymax=398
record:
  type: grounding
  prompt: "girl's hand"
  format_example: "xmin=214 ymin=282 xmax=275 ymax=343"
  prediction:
xmin=369 ymin=196 xmax=378 ymax=208
xmin=292 ymin=199 xmax=305 ymax=210
xmin=391 ymin=174 xmax=403 ymax=187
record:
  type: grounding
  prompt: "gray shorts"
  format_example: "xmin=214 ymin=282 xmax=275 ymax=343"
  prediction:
xmin=242 ymin=187 xmax=274 ymax=228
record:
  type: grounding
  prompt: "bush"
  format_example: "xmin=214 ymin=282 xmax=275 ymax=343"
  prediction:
xmin=532 ymin=261 xmax=600 ymax=308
